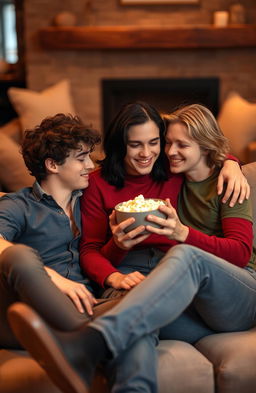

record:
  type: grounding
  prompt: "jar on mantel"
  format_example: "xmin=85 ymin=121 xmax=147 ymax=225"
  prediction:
xmin=229 ymin=3 xmax=246 ymax=24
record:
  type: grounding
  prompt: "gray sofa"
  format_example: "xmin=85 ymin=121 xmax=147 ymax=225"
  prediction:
xmin=1 ymin=162 xmax=256 ymax=393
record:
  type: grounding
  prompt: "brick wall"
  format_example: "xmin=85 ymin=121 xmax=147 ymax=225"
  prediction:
xmin=24 ymin=0 xmax=256 ymax=131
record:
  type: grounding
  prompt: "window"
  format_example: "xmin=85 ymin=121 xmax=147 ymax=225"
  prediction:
xmin=0 ymin=0 xmax=18 ymax=63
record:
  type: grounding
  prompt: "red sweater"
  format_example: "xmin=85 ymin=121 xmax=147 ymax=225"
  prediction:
xmin=80 ymin=170 xmax=183 ymax=286
xmin=80 ymin=168 xmax=252 ymax=287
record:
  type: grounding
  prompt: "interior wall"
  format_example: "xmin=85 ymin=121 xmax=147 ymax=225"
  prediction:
xmin=24 ymin=0 xmax=256 ymax=131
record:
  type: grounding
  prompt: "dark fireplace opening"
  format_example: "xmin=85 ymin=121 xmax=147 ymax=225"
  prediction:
xmin=102 ymin=77 xmax=219 ymax=132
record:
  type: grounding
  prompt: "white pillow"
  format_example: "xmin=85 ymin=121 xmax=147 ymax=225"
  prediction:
xmin=8 ymin=79 xmax=76 ymax=131
xmin=218 ymin=92 xmax=256 ymax=163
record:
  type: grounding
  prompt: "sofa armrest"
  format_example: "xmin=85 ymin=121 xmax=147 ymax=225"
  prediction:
xmin=195 ymin=328 xmax=256 ymax=393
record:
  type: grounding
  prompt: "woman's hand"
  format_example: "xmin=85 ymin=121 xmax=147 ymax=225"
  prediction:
xmin=109 ymin=210 xmax=150 ymax=250
xmin=217 ymin=160 xmax=250 ymax=207
xmin=145 ymin=199 xmax=189 ymax=242
xmin=105 ymin=270 xmax=146 ymax=290
xmin=45 ymin=267 xmax=97 ymax=315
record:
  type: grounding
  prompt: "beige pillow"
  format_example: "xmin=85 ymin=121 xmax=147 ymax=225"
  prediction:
xmin=0 ymin=133 xmax=34 ymax=191
xmin=0 ymin=118 xmax=22 ymax=144
xmin=217 ymin=92 xmax=256 ymax=163
xmin=8 ymin=79 xmax=76 ymax=131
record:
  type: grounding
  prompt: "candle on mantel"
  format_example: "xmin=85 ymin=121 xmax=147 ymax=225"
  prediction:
xmin=213 ymin=11 xmax=229 ymax=27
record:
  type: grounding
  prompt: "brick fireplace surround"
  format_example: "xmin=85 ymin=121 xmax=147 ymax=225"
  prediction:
xmin=24 ymin=0 xmax=256 ymax=132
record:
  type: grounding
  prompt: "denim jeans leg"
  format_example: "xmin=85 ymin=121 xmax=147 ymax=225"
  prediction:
xmin=89 ymin=244 xmax=256 ymax=357
xmin=106 ymin=332 xmax=158 ymax=393
xmin=118 ymin=248 xmax=165 ymax=276
xmin=159 ymin=305 xmax=215 ymax=344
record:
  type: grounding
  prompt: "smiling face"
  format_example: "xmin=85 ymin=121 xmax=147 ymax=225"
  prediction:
xmin=165 ymin=121 xmax=209 ymax=181
xmin=124 ymin=120 xmax=161 ymax=176
xmin=55 ymin=143 xmax=95 ymax=191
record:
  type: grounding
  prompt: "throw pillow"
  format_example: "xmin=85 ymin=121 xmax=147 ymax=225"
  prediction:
xmin=217 ymin=92 xmax=256 ymax=163
xmin=8 ymin=79 xmax=76 ymax=131
xmin=0 ymin=118 xmax=22 ymax=144
xmin=0 ymin=133 xmax=34 ymax=191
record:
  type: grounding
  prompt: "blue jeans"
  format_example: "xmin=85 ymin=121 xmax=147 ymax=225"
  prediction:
xmin=103 ymin=246 xmax=214 ymax=392
xmin=106 ymin=333 xmax=158 ymax=393
xmin=100 ymin=248 xmax=163 ymax=392
xmin=118 ymin=248 xmax=164 ymax=276
xmin=113 ymin=247 xmax=214 ymax=343
xmin=90 ymin=244 xmax=256 ymax=357
xmin=159 ymin=304 xmax=215 ymax=343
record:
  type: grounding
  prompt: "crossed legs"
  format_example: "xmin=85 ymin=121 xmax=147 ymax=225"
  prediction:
xmin=1 ymin=244 xmax=158 ymax=393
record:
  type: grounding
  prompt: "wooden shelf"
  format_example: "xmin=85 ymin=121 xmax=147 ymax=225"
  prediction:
xmin=38 ymin=25 xmax=256 ymax=50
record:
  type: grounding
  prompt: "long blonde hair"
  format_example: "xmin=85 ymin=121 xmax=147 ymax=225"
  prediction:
xmin=163 ymin=104 xmax=229 ymax=168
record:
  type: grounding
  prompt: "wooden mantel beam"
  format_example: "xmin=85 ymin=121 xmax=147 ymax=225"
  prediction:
xmin=38 ymin=25 xmax=256 ymax=50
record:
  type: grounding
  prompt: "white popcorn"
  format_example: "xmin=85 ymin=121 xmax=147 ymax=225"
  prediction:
xmin=117 ymin=194 xmax=165 ymax=212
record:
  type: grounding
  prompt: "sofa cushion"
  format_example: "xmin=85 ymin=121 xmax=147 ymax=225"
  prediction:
xmin=8 ymin=79 xmax=76 ymax=131
xmin=0 ymin=348 xmax=109 ymax=393
xmin=0 ymin=133 xmax=34 ymax=191
xmin=195 ymin=328 xmax=256 ymax=393
xmin=0 ymin=118 xmax=22 ymax=144
xmin=0 ymin=349 xmax=61 ymax=393
xmin=217 ymin=92 xmax=256 ymax=163
xmin=0 ymin=341 xmax=214 ymax=393
xmin=157 ymin=340 xmax=214 ymax=393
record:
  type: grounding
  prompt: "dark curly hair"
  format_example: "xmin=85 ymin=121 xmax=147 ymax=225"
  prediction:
xmin=21 ymin=113 xmax=101 ymax=182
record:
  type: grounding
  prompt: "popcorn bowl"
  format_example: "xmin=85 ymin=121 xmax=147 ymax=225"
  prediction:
xmin=115 ymin=198 xmax=167 ymax=234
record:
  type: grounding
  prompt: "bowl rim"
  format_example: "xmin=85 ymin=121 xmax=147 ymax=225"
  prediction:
xmin=115 ymin=198 xmax=166 ymax=213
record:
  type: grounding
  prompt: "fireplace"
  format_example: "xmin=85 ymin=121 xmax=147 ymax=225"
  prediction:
xmin=102 ymin=77 xmax=219 ymax=131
